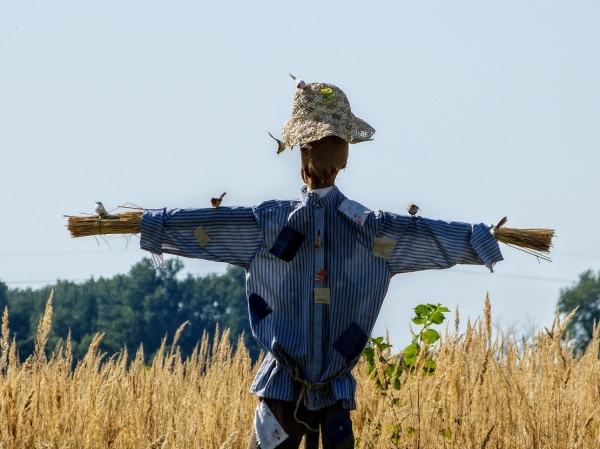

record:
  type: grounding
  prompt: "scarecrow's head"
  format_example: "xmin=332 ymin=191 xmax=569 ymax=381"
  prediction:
xmin=275 ymin=75 xmax=375 ymax=189
xmin=299 ymin=135 xmax=349 ymax=189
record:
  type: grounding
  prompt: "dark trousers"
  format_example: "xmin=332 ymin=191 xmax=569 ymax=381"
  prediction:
xmin=247 ymin=398 xmax=355 ymax=449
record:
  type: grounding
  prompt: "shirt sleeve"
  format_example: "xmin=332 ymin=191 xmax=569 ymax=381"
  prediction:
xmin=140 ymin=206 xmax=263 ymax=268
xmin=379 ymin=212 xmax=503 ymax=275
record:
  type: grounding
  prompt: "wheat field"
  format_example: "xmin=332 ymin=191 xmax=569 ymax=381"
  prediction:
xmin=0 ymin=292 xmax=598 ymax=449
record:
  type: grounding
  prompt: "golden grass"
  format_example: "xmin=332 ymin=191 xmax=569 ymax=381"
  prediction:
xmin=353 ymin=296 xmax=600 ymax=448
xmin=0 ymin=294 xmax=260 ymax=449
xmin=1 ymin=294 xmax=598 ymax=448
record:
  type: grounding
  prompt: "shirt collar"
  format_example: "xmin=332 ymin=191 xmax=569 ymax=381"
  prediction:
xmin=301 ymin=185 xmax=345 ymax=208
xmin=307 ymin=186 xmax=334 ymax=198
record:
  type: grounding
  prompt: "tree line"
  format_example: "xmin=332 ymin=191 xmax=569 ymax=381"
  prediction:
xmin=0 ymin=260 xmax=599 ymax=363
xmin=0 ymin=258 xmax=260 ymax=363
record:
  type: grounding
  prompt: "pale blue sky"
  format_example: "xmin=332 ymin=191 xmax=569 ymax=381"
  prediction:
xmin=1 ymin=1 xmax=599 ymax=347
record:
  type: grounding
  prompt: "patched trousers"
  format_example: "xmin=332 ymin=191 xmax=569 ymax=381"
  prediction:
xmin=247 ymin=397 xmax=354 ymax=449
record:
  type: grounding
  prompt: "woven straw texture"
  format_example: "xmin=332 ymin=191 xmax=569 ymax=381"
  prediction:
xmin=282 ymin=83 xmax=375 ymax=148
xmin=67 ymin=212 xmax=143 ymax=238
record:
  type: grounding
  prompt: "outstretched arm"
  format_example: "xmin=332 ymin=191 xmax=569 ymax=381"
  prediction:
xmin=380 ymin=213 xmax=503 ymax=275
xmin=140 ymin=206 xmax=263 ymax=268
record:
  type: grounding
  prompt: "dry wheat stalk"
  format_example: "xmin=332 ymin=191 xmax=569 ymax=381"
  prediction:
xmin=0 ymin=293 xmax=599 ymax=448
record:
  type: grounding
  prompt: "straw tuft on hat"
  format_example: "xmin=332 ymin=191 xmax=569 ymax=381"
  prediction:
xmin=281 ymin=78 xmax=375 ymax=149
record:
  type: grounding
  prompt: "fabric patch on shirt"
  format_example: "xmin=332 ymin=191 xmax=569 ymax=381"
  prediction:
xmin=269 ymin=227 xmax=305 ymax=262
xmin=314 ymin=288 xmax=330 ymax=304
xmin=194 ymin=226 xmax=211 ymax=247
xmin=332 ymin=322 xmax=369 ymax=363
xmin=324 ymin=410 xmax=353 ymax=447
xmin=372 ymin=236 xmax=397 ymax=260
xmin=249 ymin=293 xmax=272 ymax=326
xmin=338 ymin=199 xmax=370 ymax=226
xmin=254 ymin=401 xmax=289 ymax=449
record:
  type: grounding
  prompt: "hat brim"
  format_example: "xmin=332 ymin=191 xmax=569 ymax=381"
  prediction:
xmin=282 ymin=115 xmax=375 ymax=148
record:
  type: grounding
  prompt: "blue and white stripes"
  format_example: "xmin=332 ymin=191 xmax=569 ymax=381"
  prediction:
xmin=141 ymin=206 xmax=262 ymax=267
xmin=140 ymin=186 xmax=503 ymax=411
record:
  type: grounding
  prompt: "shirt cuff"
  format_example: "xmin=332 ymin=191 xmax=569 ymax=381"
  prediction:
xmin=470 ymin=223 xmax=504 ymax=272
xmin=140 ymin=208 xmax=168 ymax=256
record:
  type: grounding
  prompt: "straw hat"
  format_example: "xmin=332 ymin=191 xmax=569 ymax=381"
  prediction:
xmin=281 ymin=75 xmax=375 ymax=149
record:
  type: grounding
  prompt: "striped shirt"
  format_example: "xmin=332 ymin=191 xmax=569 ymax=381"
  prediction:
xmin=140 ymin=186 xmax=503 ymax=410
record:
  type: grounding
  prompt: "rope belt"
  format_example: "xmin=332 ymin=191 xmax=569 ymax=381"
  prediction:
xmin=276 ymin=361 xmax=346 ymax=433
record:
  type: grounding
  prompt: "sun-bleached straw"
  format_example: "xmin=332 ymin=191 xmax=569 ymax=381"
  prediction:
xmin=65 ymin=204 xmax=144 ymax=238
xmin=493 ymin=217 xmax=555 ymax=261
xmin=66 ymin=212 xmax=143 ymax=238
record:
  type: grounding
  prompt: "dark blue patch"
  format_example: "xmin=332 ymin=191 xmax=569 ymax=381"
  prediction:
xmin=269 ymin=227 xmax=305 ymax=262
xmin=324 ymin=411 xmax=353 ymax=447
xmin=248 ymin=293 xmax=272 ymax=326
xmin=332 ymin=322 xmax=369 ymax=363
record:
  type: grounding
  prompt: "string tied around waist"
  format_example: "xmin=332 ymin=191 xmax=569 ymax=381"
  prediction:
xmin=276 ymin=361 xmax=346 ymax=433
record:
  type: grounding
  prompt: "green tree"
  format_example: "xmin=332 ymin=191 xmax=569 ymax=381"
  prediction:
xmin=557 ymin=269 xmax=600 ymax=353
xmin=48 ymin=279 xmax=98 ymax=359
xmin=3 ymin=258 xmax=259 ymax=363
xmin=0 ymin=281 xmax=7 ymax=312
xmin=5 ymin=285 xmax=49 ymax=359
xmin=176 ymin=265 xmax=258 ymax=360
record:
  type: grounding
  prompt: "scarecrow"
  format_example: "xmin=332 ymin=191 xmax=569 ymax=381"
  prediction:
xmin=66 ymin=75 xmax=554 ymax=449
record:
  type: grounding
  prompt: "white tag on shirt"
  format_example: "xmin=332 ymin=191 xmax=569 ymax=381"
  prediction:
xmin=254 ymin=401 xmax=289 ymax=449
xmin=338 ymin=199 xmax=370 ymax=226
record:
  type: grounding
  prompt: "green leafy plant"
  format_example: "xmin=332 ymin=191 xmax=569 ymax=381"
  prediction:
xmin=363 ymin=303 xmax=450 ymax=386
xmin=362 ymin=303 xmax=450 ymax=446
xmin=403 ymin=303 xmax=450 ymax=373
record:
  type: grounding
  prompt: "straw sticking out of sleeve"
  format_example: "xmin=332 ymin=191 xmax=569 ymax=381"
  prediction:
xmin=66 ymin=211 xmax=143 ymax=238
xmin=494 ymin=226 xmax=555 ymax=261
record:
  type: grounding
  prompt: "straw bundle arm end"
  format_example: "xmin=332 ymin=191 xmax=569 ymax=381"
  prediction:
xmin=492 ymin=216 xmax=555 ymax=262
xmin=65 ymin=204 xmax=144 ymax=238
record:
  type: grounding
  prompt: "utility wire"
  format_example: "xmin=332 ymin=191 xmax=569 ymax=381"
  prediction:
xmin=6 ymin=279 xmax=89 ymax=286
xmin=451 ymin=269 xmax=574 ymax=283
xmin=3 ymin=267 xmax=576 ymax=287
xmin=1 ymin=249 xmax=600 ymax=259
xmin=0 ymin=249 xmax=145 ymax=258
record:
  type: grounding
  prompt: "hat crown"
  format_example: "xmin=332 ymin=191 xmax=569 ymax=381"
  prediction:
xmin=282 ymin=80 xmax=375 ymax=148
xmin=291 ymin=83 xmax=351 ymax=118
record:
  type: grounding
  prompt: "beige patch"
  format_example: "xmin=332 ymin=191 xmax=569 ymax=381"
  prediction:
xmin=373 ymin=236 xmax=397 ymax=260
xmin=194 ymin=226 xmax=211 ymax=247
xmin=314 ymin=288 xmax=330 ymax=304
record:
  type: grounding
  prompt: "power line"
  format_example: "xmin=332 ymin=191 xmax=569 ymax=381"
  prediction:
xmin=451 ymin=269 xmax=574 ymax=284
xmin=553 ymin=252 xmax=600 ymax=260
xmin=5 ymin=279 xmax=89 ymax=286
xmin=3 ymin=267 xmax=576 ymax=287
xmin=0 ymin=249 xmax=145 ymax=258
xmin=1 ymin=248 xmax=600 ymax=260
